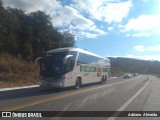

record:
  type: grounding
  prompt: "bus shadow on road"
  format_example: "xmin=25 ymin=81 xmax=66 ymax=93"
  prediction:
xmin=0 ymin=82 xmax=105 ymax=101
xmin=0 ymin=87 xmax=69 ymax=101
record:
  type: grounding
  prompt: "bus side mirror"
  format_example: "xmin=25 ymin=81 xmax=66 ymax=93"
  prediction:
xmin=77 ymin=62 xmax=81 ymax=66
xmin=35 ymin=57 xmax=43 ymax=64
xmin=63 ymin=55 xmax=73 ymax=64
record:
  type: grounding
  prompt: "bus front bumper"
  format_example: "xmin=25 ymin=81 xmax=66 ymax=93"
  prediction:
xmin=40 ymin=80 xmax=65 ymax=88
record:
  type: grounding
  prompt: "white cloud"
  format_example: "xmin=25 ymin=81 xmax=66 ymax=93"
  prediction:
xmin=3 ymin=0 xmax=107 ymax=38
xmin=126 ymin=33 xmax=131 ymax=36
xmin=147 ymin=45 xmax=160 ymax=51
xmin=110 ymin=55 xmax=160 ymax=61
xmin=80 ymin=32 xmax=98 ymax=38
xmin=134 ymin=45 xmax=160 ymax=52
xmin=154 ymin=30 xmax=160 ymax=34
xmin=72 ymin=0 xmax=132 ymax=23
xmin=88 ymin=25 xmax=107 ymax=35
xmin=125 ymin=54 xmax=160 ymax=61
xmin=51 ymin=6 xmax=94 ymax=28
xmin=108 ymin=27 xmax=113 ymax=31
xmin=132 ymin=33 xmax=152 ymax=37
xmin=2 ymin=0 xmax=61 ymax=13
xmin=134 ymin=45 xmax=145 ymax=52
xmin=124 ymin=14 xmax=160 ymax=33
xmin=141 ymin=0 xmax=151 ymax=2
xmin=100 ymin=25 xmax=104 ymax=29
xmin=118 ymin=24 xmax=124 ymax=28
xmin=68 ymin=24 xmax=107 ymax=38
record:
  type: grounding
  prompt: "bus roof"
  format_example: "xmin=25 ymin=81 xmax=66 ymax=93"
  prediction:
xmin=46 ymin=47 xmax=108 ymax=59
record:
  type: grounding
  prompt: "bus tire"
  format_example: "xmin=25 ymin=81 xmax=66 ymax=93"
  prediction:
xmin=101 ymin=78 xmax=106 ymax=84
xmin=100 ymin=78 xmax=103 ymax=84
xmin=75 ymin=77 xmax=81 ymax=89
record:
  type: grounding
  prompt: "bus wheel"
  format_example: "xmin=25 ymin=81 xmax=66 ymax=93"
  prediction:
xmin=101 ymin=78 xmax=106 ymax=84
xmin=75 ymin=78 xmax=81 ymax=89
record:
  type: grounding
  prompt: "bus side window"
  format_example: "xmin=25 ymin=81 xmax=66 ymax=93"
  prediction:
xmin=77 ymin=52 xmax=86 ymax=65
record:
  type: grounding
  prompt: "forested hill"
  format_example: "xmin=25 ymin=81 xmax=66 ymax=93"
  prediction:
xmin=0 ymin=0 xmax=75 ymax=60
xmin=109 ymin=57 xmax=160 ymax=77
xmin=0 ymin=0 xmax=76 ymax=87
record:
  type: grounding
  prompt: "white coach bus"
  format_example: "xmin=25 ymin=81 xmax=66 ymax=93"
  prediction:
xmin=36 ymin=47 xmax=110 ymax=89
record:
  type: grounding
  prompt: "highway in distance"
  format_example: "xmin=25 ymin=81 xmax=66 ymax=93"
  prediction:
xmin=0 ymin=75 xmax=160 ymax=120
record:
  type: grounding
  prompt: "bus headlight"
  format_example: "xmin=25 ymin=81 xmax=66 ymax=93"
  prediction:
xmin=62 ymin=75 xmax=65 ymax=79
xmin=40 ymin=76 xmax=43 ymax=80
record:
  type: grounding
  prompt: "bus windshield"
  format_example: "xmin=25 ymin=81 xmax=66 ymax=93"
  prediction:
xmin=40 ymin=52 xmax=67 ymax=77
xmin=40 ymin=51 xmax=77 ymax=77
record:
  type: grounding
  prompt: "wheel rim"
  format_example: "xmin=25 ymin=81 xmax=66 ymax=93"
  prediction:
xmin=76 ymin=80 xmax=80 ymax=88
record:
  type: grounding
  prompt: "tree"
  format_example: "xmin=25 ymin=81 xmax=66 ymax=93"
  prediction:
xmin=61 ymin=30 xmax=75 ymax=47
xmin=109 ymin=57 xmax=160 ymax=76
xmin=0 ymin=0 xmax=8 ymax=53
xmin=0 ymin=4 xmax=76 ymax=60
xmin=29 ymin=11 xmax=58 ymax=59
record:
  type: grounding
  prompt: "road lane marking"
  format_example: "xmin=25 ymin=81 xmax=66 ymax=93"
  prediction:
xmin=101 ymin=89 xmax=107 ymax=97
xmin=94 ymin=91 xmax=98 ymax=103
xmin=62 ymin=103 xmax=71 ymax=111
xmin=108 ymin=79 xmax=150 ymax=120
xmin=0 ymin=77 xmax=145 ymax=111
xmin=52 ymin=103 xmax=72 ymax=119
xmin=75 ymin=96 xmax=89 ymax=110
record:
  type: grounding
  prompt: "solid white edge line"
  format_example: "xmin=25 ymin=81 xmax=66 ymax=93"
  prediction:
xmin=108 ymin=79 xmax=150 ymax=120
xmin=0 ymin=85 xmax=39 ymax=92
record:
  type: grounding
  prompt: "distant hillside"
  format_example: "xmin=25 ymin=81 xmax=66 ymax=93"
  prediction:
xmin=109 ymin=57 xmax=160 ymax=77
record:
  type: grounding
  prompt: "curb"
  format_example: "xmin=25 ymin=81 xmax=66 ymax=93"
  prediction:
xmin=0 ymin=85 xmax=39 ymax=92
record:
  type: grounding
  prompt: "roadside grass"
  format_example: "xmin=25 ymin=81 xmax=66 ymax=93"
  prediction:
xmin=110 ymin=67 xmax=124 ymax=77
xmin=0 ymin=54 xmax=39 ymax=88
xmin=155 ymin=74 xmax=160 ymax=78
xmin=148 ymin=74 xmax=160 ymax=78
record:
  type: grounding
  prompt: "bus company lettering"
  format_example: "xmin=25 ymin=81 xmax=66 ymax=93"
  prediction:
xmin=83 ymin=66 xmax=96 ymax=72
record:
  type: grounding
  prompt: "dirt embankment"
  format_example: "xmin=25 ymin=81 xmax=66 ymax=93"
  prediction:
xmin=0 ymin=54 xmax=39 ymax=88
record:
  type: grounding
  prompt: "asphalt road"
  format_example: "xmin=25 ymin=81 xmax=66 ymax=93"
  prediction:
xmin=0 ymin=75 xmax=160 ymax=120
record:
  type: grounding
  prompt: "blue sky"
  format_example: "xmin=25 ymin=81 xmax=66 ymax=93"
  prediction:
xmin=3 ymin=0 xmax=160 ymax=60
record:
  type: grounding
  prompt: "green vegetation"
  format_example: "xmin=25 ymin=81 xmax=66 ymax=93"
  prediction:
xmin=109 ymin=57 xmax=160 ymax=77
xmin=0 ymin=0 xmax=75 ymax=88
xmin=110 ymin=67 xmax=124 ymax=77
xmin=0 ymin=0 xmax=75 ymax=60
